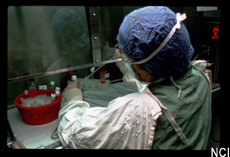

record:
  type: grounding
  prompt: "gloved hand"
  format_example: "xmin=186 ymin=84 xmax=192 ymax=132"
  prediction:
xmin=63 ymin=80 xmax=84 ymax=102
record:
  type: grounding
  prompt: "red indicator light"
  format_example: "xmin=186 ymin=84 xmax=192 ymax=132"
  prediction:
xmin=212 ymin=25 xmax=219 ymax=39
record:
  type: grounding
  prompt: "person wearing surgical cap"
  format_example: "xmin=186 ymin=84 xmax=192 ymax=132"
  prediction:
xmin=57 ymin=6 xmax=211 ymax=150
xmin=116 ymin=6 xmax=211 ymax=149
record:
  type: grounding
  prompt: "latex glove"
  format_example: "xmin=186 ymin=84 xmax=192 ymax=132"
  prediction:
xmin=63 ymin=80 xmax=84 ymax=102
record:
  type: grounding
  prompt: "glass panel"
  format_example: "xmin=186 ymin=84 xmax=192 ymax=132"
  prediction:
xmin=95 ymin=6 xmax=143 ymax=81
xmin=97 ymin=6 xmax=143 ymax=62
xmin=7 ymin=6 xmax=92 ymax=80
xmin=7 ymin=80 xmax=28 ymax=106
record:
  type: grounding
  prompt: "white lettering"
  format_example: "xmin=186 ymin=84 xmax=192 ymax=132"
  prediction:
xmin=212 ymin=148 xmax=218 ymax=157
xmin=211 ymin=148 xmax=230 ymax=157
xmin=220 ymin=148 xmax=226 ymax=157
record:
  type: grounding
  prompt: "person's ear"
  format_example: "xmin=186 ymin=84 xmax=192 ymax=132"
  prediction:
xmin=132 ymin=64 xmax=157 ymax=82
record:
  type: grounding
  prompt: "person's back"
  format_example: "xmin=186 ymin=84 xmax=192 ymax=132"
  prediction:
xmin=151 ymin=63 xmax=211 ymax=150
xmin=116 ymin=6 xmax=212 ymax=149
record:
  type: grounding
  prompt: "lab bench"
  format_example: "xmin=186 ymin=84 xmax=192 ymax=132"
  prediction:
xmin=7 ymin=106 xmax=61 ymax=149
xmin=7 ymin=81 xmax=134 ymax=149
xmin=7 ymin=81 xmax=221 ymax=149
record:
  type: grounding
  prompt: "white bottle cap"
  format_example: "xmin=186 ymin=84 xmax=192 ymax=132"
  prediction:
xmin=51 ymin=93 xmax=56 ymax=97
xmin=43 ymin=85 xmax=47 ymax=90
xmin=55 ymin=87 xmax=60 ymax=91
xmin=51 ymin=93 xmax=56 ymax=100
xmin=72 ymin=75 xmax=77 ymax=81
xmin=39 ymin=85 xmax=43 ymax=90
xmin=50 ymin=81 xmax=55 ymax=85
xmin=55 ymin=91 xmax=60 ymax=96
xmin=90 ymin=67 xmax=95 ymax=73
xmin=24 ymin=90 xmax=28 ymax=95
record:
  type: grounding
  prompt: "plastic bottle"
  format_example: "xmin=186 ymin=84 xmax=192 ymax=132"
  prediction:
xmin=49 ymin=81 xmax=55 ymax=90
xmin=90 ymin=67 xmax=95 ymax=79
xmin=55 ymin=91 xmax=60 ymax=97
xmin=28 ymin=81 xmax=37 ymax=90
xmin=51 ymin=94 xmax=56 ymax=102
xmin=24 ymin=90 xmax=29 ymax=99
xmin=55 ymin=87 xmax=60 ymax=92
xmin=39 ymin=85 xmax=43 ymax=95
xmin=99 ymin=72 xmax=106 ymax=84
xmin=68 ymin=75 xmax=77 ymax=85
xmin=20 ymin=97 xmax=24 ymax=104
xmin=42 ymin=85 xmax=48 ymax=104
xmin=20 ymin=97 xmax=30 ymax=107
xmin=43 ymin=85 xmax=48 ymax=95
xmin=71 ymin=75 xmax=77 ymax=82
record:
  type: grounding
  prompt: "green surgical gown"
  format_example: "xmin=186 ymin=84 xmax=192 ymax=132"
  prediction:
xmin=150 ymin=63 xmax=212 ymax=150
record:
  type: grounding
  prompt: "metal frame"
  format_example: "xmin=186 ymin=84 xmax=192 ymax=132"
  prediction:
xmin=7 ymin=63 xmax=93 ymax=84
xmin=89 ymin=6 xmax=102 ymax=67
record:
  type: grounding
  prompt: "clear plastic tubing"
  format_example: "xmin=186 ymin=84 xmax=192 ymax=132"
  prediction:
xmin=80 ymin=64 xmax=105 ymax=86
xmin=80 ymin=56 xmax=121 ymax=86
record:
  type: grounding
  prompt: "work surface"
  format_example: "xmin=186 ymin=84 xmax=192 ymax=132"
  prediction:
xmin=7 ymin=82 xmax=134 ymax=149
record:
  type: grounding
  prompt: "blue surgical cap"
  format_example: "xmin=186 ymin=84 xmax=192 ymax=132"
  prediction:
xmin=117 ymin=6 xmax=194 ymax=78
